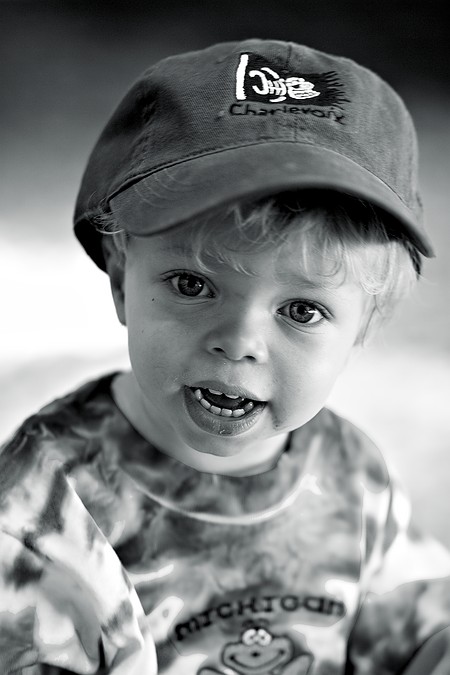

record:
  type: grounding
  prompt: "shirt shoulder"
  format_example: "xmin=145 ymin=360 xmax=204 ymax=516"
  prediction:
xmin=0 ymin=372 xmax=119 ymax=491
xmin=0 ymin=371 xmax=148 ymax=543
xmin=0 ymin=371 xmax=133 ymax=550
xmin=294 ymin=406 xmax=390 ymax=493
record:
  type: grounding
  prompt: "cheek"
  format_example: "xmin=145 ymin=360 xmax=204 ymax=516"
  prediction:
xmin=274 ymin=337 xmax=356 ymax=411
xmin=126 ymin=303 xmax=196 ymax=384
xmin=128 ymin=320 xmax=173 ymax=363
xmin=310 ymin=334 xmax=358 ymax=387
xmin=127 ymin=325 xmax=183 ymax=402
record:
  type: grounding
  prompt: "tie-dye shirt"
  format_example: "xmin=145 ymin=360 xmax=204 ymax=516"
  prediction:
xmin=1 ymin=373 xmax=450 ymax=675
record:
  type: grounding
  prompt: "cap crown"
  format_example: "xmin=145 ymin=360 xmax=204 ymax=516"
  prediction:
xmin=74 ymin=39 xmax=430 ymax=268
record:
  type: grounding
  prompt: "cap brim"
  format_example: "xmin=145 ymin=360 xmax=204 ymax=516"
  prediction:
xmin=101 ymin=142 xmax=434 ymax=265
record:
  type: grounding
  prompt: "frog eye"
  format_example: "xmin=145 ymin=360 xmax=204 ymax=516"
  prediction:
xmin=256 ymin=628 xmax=272 ymax=646
xmin=242 ymin=628 xmax=258 ymax=645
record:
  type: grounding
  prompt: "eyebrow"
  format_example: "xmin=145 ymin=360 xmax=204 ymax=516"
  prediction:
xmin=156 ymin=239 xmax=194 ymax=255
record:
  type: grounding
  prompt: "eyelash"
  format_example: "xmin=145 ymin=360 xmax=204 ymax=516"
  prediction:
xmin=163 ymin=271 xmax=328 ymax=325
xmin=164 ymin=271 xmax=215 ymax=298
xmin=277 ymin=301 xmax=326 ymax=325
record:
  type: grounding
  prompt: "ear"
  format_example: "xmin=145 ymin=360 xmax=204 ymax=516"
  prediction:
xmin=102 ymin=236 xmax=127 ymax=326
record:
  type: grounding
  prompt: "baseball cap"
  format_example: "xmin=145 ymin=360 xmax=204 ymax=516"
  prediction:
xmin=74 ymin=38 xmax=434 ymax=270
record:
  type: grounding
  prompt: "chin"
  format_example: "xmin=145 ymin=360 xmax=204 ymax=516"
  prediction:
xmin=186 ymin=433 xmax=251 ymax=457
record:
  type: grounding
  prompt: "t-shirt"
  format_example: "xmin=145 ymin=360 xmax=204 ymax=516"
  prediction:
xmin=1 ymin=373 xmax=450 ymax=674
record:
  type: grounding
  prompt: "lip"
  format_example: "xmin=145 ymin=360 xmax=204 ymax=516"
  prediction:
xmin=183 ymin=386 xmax=266 ymax=437
xmin=190 ymin=379 xmax=265 ymax=402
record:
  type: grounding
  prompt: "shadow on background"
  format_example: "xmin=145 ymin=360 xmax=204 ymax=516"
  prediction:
xmin=1 ymin=0 xmax=449 ymax=543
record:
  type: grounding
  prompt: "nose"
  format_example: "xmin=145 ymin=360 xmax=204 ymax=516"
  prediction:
xmin=205 ymin=315 xmax=269 ymax=364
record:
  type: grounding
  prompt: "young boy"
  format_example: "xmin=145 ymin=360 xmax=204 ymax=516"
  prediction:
xmin=1 ymin=39 xmax=449 ymax=675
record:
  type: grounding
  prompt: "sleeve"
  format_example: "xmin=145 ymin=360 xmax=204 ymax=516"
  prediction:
xmin=0 ymin=470 xmax=157 ymax=675
xmin=0 ymin=528 xmax=40 ymax=673
xmin=348 ymin=475 xmax=450 ymax=674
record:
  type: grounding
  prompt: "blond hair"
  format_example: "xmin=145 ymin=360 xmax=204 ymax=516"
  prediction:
xmin=97 ymin=191 xmax=419 ymax=341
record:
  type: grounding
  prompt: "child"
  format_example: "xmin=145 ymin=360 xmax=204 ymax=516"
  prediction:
xmin=1 ymin=39 xmax=449 ymax=675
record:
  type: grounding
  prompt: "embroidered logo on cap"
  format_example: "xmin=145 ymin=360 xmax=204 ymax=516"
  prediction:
xmin=235 ymin=53 xmax=349 ymax=108
xmin=236 ymin=53 xmax=320 ymax=103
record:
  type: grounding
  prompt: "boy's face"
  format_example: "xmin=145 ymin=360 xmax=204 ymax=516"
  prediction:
xmin=112 ymin=216 xmax=367 ymax=472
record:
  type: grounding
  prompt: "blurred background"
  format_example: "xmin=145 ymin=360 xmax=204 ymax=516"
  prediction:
xmin=1 ymin=1 xmax=449 ymax=544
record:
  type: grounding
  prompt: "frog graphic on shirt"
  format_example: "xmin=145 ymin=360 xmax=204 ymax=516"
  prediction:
xmin=198 ymin=621 xmax=313 ymax=675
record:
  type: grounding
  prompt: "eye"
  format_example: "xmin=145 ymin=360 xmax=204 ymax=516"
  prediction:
xmin=279 ymin=300 xmax=324 ymax=325
xmin=256 ymin=629 xmax=272 ymax=646
xmin=168 ymin=272 xmax=213 ymax=298
xmin=242 ymin=629 xmax=258 ymax=645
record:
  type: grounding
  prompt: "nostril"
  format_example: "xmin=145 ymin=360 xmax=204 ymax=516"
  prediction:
xmin=251 ymin=650 xmax=261 ymax=658
xmin=210 ymin=346 xmax=257 ymax=362
xmin=206 ymin=331 xmax=268 ymax=363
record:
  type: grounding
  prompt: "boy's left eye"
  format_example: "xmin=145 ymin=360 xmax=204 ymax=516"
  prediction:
xmin=168 ymin=272 xmax=213 ymax=298
xmin=279 ymin=301 xmax=324 ymax=325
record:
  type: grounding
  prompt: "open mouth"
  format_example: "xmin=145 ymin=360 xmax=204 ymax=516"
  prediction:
xmin=184 ymin=385 xmax=267 ymax=436
xmin=191 ymin=387 xmax=264 ymax=418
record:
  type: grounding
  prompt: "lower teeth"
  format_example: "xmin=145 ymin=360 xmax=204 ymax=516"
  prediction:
xmin=194 ymin=389 xmax=254 ymax=417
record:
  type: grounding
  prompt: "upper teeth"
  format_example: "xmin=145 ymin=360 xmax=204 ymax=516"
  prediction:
xmin=208 ymin=388 xmax=240 ymax=399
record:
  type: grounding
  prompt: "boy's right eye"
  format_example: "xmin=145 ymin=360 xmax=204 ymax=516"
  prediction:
xmin=168 ymin=272 xmax=214 ymax=298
